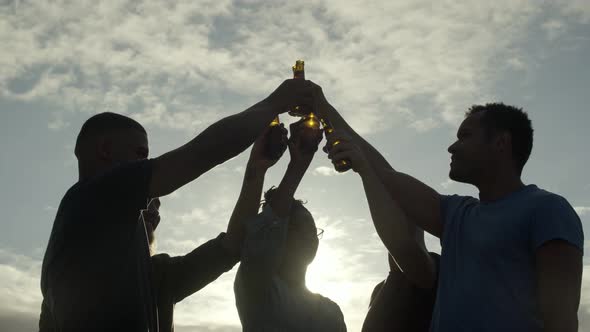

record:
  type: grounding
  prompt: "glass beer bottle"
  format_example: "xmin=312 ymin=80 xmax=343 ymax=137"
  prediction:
xmin=290 ymin=60 xmax=350 ymax=171
xmin=264 ymin=116 xmax=284 ymax=160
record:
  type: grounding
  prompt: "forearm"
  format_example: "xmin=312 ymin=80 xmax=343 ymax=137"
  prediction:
xmin=322 ymin=98 xmax=442 ymax=236
xmin=150 ymin=99 xmax=278 ymax=197
xmin=360 ymin=169 xmax=436 ymax=288
xmin=223 ymin=164 xmax=267 ymax=255
xmin=271 ymin=161 xmax=309 ymax=217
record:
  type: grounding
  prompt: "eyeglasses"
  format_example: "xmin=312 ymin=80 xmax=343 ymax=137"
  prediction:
xmin=317 ymin=228 xmax=324 ymax=240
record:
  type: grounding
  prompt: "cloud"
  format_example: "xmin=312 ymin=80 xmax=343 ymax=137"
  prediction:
xmin=440 ymin=178 xmax=454 ymax=190
xmin=409 ymin=117 xmax=440 ymax=132
xmin=4 ymin=0 xmax=586 ymax=136
xmin=542 ymin=20 xmax=566 ymax=40
xmin=0 ymin=249 xmax=42 ymax=315
xmin=0 ymin=311 xmax=39 ymax=332
xmin=556 ymin=0 xmax=590 ymax=24
xmin=575 ymin=207 xmax=590 ymax=216
xmin=313 ymin=166 xmax=341 ymax=177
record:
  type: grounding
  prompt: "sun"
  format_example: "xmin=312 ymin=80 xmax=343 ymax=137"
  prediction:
xmin=305 ymin=241 xmax=352 ymax=305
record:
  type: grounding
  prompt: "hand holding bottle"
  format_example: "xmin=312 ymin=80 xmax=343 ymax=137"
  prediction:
xmin=267 ymin=79 xmax=316 ymax=114
xmin=248 ymin=123 xmax=288 ymax=172
xmin=288 ymin=118 xmax=323 ymax=166
xmin=325 ymin=131 xmax=358 ymax=173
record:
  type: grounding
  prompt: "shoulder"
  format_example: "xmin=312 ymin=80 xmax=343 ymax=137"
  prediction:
xmin=525 ymin=186 xmax=584 ymax=250
xmin=527 ymin=186 xmax=572 ymax=207
xmin=151 ymin=253 xmax=172 ymax=265
xmin=525 ymin=186 xmax=579 ymax=218
xmin=440 ymin=194 xmax=478 ymax=211
xmin=314 ymin=293 xmax=345 ymax=321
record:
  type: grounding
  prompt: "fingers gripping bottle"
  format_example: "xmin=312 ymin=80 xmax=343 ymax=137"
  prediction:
xmin=289 ymin=59 xmax=351 ymax=171
xmin=264 ymin=115 xmax=284 ymax=160
xmin=320 ymin=118 xmax=351 ymax=172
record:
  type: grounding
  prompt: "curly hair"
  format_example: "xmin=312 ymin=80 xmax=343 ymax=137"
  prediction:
xmin=261 ymin=186 xmax=307 ymax=211
xmin=466 ymin=103 xmax=534 ymax=174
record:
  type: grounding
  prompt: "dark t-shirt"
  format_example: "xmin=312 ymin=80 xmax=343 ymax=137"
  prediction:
xmin=40 ymin=160 xmax=153 ymax=331
xmin=361 ymin=253 xmax=440 ymax=332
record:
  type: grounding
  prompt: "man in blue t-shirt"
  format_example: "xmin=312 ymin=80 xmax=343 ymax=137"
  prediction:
xmin=321 ymin=98 xmax=584 ymax=331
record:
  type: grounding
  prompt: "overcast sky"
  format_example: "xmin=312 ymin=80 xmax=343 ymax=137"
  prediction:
xmin=1 ymin=1 xmax=589 ymax=331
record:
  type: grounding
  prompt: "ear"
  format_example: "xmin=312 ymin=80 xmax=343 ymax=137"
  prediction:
xmin=96 ymin=136 xmax=113 ymax=162
xmin=494 ymin=131 xmax=511 ymax=154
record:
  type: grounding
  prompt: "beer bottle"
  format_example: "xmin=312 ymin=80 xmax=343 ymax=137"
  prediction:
xmin=289 ymin=60 xmax=310 ymax=117
xmin=290 ymin=60 xmax=351 ymax=171
xmin=264 ymin=115 xmax=284 ymax=160
xmin=321 ymin=118 xmax=351 ymax=172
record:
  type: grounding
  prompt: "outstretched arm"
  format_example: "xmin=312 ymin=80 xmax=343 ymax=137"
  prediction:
xmin=316 ymin=88 xmax=443 ymax=237
xmin=330 ymin=140 xmax=436 ymax=288
xmin=223 ymin=125 xmax=288 ymax=255
xmin=270 ymin=119 xmax=323 ymax=217
xmin=149 ymin=79 xmax=315 ymax=198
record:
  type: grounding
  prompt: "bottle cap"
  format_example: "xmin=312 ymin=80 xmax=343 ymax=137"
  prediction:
xmin=292 ymin=60 xmax=305 ymax=74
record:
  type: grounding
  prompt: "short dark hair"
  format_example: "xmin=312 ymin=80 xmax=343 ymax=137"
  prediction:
xmin=466 ymin=103 xmax=533 ymax=173
xmin=75 ymin=112 xmax=146 ymax=158
xmin=262 ymin=187 xmax=306 ymax=212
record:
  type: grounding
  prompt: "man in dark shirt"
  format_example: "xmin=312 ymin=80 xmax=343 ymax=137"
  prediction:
xmin=362 ymin=252 xmax=439 ymax=332
xmin=39 ymin=78 xmax=317 ymax=331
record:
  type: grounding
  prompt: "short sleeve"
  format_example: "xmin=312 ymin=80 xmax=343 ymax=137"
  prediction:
xmin=530 ymin=194 xmax=584 ymax=252
xmin=439 ymin=194 xmax=474 ymax=242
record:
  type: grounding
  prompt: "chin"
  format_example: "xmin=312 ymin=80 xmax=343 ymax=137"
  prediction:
xmin=449 ymin=169 xmax=471 ymax=184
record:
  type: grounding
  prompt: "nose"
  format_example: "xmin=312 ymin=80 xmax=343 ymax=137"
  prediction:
xmin=448 ymin=141 xmax=458 ymax=155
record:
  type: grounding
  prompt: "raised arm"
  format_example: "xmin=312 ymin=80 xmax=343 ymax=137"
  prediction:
xmin=270 ymin=120 xmax=323 ymax=217
xmin=316 ymin=88 xmax=443 ymax=237
xmin=234 ymin=120 xmax=322 ymax=298
xmin=329 ymin=140 xmax=436 ymax=288
xmin=148 ymin=79 xmax=315 ymax=198
xmin=223 ymin=125 xmax=288 ymax=255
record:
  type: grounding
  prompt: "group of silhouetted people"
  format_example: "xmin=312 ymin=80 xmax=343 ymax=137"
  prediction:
xmin=39 ymin=78 xmax=584 ymax=332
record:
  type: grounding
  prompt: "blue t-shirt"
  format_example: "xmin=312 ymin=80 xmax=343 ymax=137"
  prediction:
xmin=430 ymin=185 xmax=584 ymax=332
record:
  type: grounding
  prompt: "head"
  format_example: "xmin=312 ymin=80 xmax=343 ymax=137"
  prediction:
xmin=263 ymin=188 xmax=319 ymax=283
xmin=447 ymin=103 xmax=533 ymax=185
xmin=75 ymin=112 xmax=148 ymax=180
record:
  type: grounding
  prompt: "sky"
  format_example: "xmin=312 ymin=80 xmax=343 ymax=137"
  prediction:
xmin=1 ymin=0 xmax=590 ymax=331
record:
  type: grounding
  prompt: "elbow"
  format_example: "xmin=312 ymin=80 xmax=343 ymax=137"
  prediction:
xmin=387 ymin=243 xmax=436 ymax=289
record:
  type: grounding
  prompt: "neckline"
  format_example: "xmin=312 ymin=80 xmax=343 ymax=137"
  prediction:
xmin=479 ymin=184 xmax=537 ymax=205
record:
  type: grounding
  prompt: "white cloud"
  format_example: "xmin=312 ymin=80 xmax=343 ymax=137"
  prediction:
xmin=575 ymin=207 xmax=590 ymax=216
xmin=440 ymin=178 xmax=454 ymax=190
xmin=3 ymin=0 xmax=580 ymax=136
xmin=410 ymin=117 xmax=439 ymax=132
xmin=0 ymin=249 xmax=42 ymax=315
xmin=47 ymin=116 xmax=70 ymax=131
xmin=542 ymin=20 xmax=566 ymax=40
xmin=557 ymin=0 xmax=590 ymax=24
xmin=313 ymin=166 xmax=341 ymax=177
